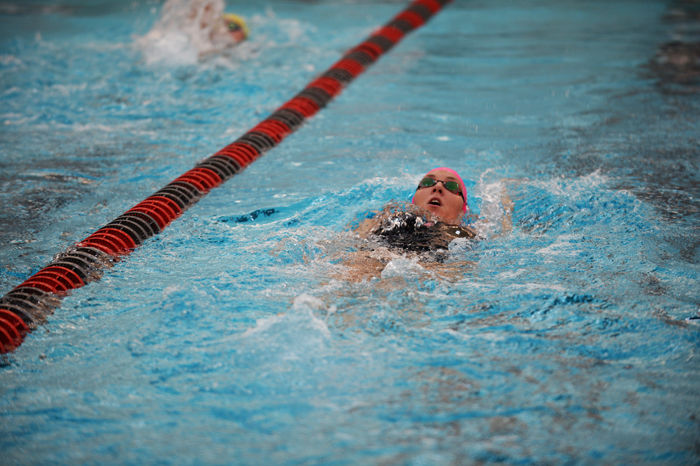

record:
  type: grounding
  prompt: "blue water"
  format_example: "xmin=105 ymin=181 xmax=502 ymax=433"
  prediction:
xmin=1 ymin=0 xmax=699 ymax=463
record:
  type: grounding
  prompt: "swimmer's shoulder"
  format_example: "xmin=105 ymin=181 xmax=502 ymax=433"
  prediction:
xmin=444 ymin=224 xmax=478 ymax=240
xmin=354 ymin=213 xmax=381 ymax=238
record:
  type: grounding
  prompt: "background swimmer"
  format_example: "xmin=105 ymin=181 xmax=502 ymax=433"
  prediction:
xmin=137 ymin=0 xmax=247 ymax=64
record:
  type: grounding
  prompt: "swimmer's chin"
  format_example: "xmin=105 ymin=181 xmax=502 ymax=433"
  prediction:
xmin=425 ymin=204 xmax=442 ymax=216
xmin=412 ymin=204 xmax=449 ymax=225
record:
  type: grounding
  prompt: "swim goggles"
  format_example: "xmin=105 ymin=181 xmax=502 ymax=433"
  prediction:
xmin=223 ymin=13 xmax=249 ymax=39
xmin=416 ymin=177 xmax=463 ymax=197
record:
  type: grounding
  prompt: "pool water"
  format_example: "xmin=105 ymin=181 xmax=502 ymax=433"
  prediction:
xmin=1 ymin=0 xmax=699 ymax=463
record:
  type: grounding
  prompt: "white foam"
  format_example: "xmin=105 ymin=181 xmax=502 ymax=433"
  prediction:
xmin=535 ymin=233 xmax=582 ymax=258
xmin=380 ymin=256 xmax=425 ymax=279
xmin=4 ymin=119 xmax=158 ymax=137
xmin=135 ymin=0 xmax=243 ymax=66
xmin=242 ymin=293 xmax=331 ymax=339
xmin=49 ymin=83 xmax=88 ymax=96
xmin=0 ymin=54 xmax=22 ymax=66
xmin=528 ymin=169 xmax=609 ymax=199
xmin=470 ymin=169 xmax=511 ymax=238
xmin=2 ymin=113 xmax=39 ymax=126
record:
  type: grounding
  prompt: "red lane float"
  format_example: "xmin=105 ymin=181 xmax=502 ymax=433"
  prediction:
xmin=0 ymin=0 xmax=452 ymax=353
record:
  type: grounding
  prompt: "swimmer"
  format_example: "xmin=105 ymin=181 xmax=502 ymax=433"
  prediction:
xmin=411 ymin=167 xmax=471 ymax=226
xmin=138 ymin=0 xmax=248 ymax=63
xmin=222 ymin=13 xmax=249 ymax=44
xmin=344 ymin=167 xmax=500 ymax=282
xmin=355 ymin=167 xmax=477 ymax=250
xmin=193 ymin=2 xmax=248 ymax=53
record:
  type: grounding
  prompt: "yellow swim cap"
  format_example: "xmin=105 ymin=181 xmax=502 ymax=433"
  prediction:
xmin=223 ymin=13 xmax=249 ymax=40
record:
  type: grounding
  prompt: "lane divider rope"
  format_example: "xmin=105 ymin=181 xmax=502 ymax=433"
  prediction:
xmin=0 ymin=0 xmax=452 ymax=354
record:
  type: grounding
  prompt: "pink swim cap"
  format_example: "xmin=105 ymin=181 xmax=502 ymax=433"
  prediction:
xmin=412 ymin=167 xmax=468 ymax=213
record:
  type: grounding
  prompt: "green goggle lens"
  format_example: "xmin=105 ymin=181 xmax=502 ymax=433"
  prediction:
xmin=418 ymin=177 xmax=462 ymax=195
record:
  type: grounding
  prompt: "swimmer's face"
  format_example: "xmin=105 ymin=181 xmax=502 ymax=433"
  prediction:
xmin=223 ymin=15 xmax=247 ymax=43
xmin=413 ymin=168 xmax=465 ymax=225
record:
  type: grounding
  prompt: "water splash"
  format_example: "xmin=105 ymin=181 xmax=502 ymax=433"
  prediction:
xmin=242 ymin=294 xmax=331 ymax=341
xmin=135 ymin=0 xmax=243 ymax=65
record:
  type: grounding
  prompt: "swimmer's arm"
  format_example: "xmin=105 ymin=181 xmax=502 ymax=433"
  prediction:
xmin=330 ymin=214 xmax=384 ymax=282
xmin=337 ymin=250 xmax=386 ymax=282
xmin=354 ymin=216 xmax=380 ymax=239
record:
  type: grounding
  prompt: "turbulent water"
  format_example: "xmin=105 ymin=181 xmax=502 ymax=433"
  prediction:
xmin=1 ymin=0 xmax=698 ymax=464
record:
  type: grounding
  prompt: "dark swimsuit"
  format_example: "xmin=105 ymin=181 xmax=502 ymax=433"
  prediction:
xmin=369 ymin=210 xmax=476 ymax=255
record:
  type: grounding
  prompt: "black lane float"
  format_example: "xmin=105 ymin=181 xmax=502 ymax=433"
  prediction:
xmin=0 ymin=0 xmax=452 ymax=353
